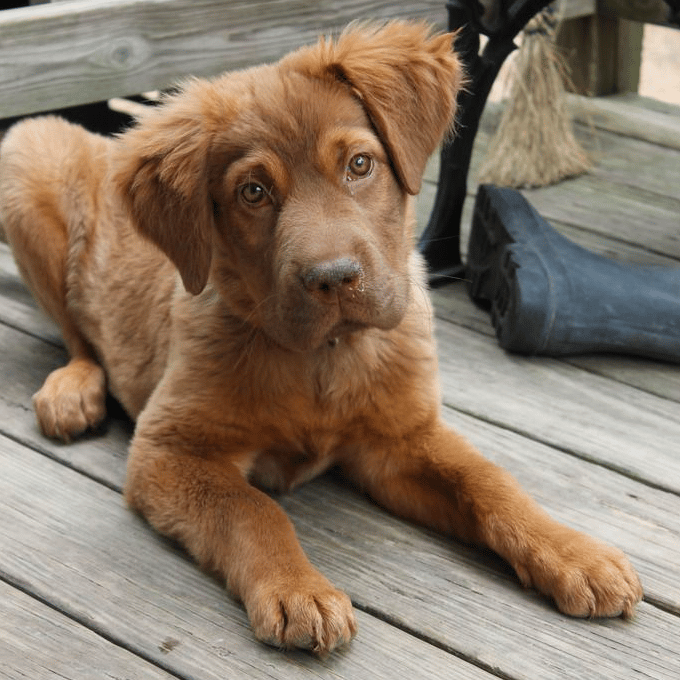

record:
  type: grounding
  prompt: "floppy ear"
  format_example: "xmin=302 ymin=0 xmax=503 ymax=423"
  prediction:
xmin=283 ymin=21 xmax=464 ymax=194
xmin=111 ymin=82 xmax=216 ymax=295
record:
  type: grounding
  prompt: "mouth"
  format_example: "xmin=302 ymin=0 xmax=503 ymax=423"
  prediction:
xmin=266 ymin=277 xmax=407 ymax=353
xmin=324 ymin=320 xmax=369 ymax=347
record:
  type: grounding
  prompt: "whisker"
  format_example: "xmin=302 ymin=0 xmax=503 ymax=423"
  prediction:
xmin=417 ymin=235 xmax=462 ymax=246
xmin=430 ymin=273 xmax=471 ymax=284
xmin=233 ymin=324 xmax=260 ymax=372
xmin=407 ymin=274 xmax=434 ymax=337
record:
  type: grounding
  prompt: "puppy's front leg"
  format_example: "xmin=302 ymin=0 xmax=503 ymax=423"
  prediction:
xmin=342 ymin=420 xmax=643 ymax=618
xmin=125 ymin=433 xmax=356 ymax=654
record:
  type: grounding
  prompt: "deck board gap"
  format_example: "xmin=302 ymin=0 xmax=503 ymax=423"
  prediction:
xmin=0 ymin=571 xmax=189 ymax=680
xmin=0 ymin=317 xmax=64 ymax=349
xmin=440 ymin=401 xmax=680 ymax=498
xmin=0 ymin=427 xmax=123 ymax=494
xmin=560 ymin=358 xmax=680 ymax=404
xmin=355 ymin=603 xmax=516 ymax=680
xmin=433 ymin=306 xmax=680 ymax=406
xmin=527 ymin=217 xmax=680 ymax=264
xmin=644 ymin=595 xmax=680 ymax=618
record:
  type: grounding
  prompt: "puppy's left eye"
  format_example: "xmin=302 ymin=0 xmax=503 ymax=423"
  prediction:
xmin=346 ymin=154 xmax=373 ymax=180
xmin=240 ymin=182 xmax=270 ymax=207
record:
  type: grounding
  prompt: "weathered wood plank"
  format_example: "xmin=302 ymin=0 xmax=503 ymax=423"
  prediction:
xmin=556 ymin=12 xmax=648 ymax=96
xmin=471 ymin=100 xmax=680 ymax=197
xmin=0 ymin=244 xmax=63 ymax=345
xmin=434 ymin=320 xmax=680 ymax=494
xmin=568 ymin=93 xmax=680 ymax=152
xmin=522 ymin=175 xmax=680 ymax=258
xmin=0 ymin=317 xmax=133 ymax=485
xmin=558 ymin=0 xmax=596 ymax=20
xmin=0 ymin=581 xmax=177 ymax=680
xmin=0 ymin=0 xmax=447 ymax=119
xmin=2 ymin=434 xmax=679 ymax=680
xmin=0 ymin=435 xmax=496 ymax=680
xmin=430 ymin=282 xmax=680 ymax=404
xmin=599 ymin=0 xmax=679 ymax=26
xmin=565 ymin=352 xmax=680 ymax=401
xmin=575 ymin=125 xmax=680 ymax=202
xmin=422 ymin=105 xmax=680 ymax=206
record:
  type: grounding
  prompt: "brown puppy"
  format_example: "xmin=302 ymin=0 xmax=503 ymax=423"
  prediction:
xmin=0 ymin=22 xmax=641 ymax=655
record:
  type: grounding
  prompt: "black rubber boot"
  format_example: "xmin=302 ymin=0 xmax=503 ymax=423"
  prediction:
xmin=467 ymin=184 xmax=680 ymax=363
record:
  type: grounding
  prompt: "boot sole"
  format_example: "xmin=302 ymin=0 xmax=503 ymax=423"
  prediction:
xmin=467 ymin=183 xmax=546 ymax=305
xmin=467 ymin=184 xmax=558 ymax=351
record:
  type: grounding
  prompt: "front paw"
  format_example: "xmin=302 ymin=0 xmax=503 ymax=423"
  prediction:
xmin=515 ymin=529 xmax=643 ymax=618
xmin=245 ymin=573 xmax=357 ymax=655
xmin=33 ymin=359 xmax=106 ymax=441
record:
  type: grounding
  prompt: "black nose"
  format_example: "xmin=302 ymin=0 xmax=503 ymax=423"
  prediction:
xmin=302 ymin=257 xmax=363 ymax=294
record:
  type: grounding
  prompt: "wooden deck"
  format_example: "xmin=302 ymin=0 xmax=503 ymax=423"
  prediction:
xmin=1 ymin=94 xmax=680 ymax=678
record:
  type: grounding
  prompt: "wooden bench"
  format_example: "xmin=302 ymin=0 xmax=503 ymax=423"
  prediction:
xmin=0 ymin=0 xmax=449 ymax=120
xmin=3 ymin=0 xmax=678 ymax=123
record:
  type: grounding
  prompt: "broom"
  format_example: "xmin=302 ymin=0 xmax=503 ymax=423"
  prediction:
xmin=478 ymin=5 xmax=591 ymax=188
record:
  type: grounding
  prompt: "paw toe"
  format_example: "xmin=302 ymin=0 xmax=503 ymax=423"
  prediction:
xmin=552 ymin=543 xmax=643 ymax=619
xmin=250 ymin=583 xmax=356 ymax=655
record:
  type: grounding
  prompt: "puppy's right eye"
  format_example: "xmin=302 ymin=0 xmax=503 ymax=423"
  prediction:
xmin=347 ymin=153 xmax=372 ymax=179
xmin=240 ymin=182 xmax=269 ymax=207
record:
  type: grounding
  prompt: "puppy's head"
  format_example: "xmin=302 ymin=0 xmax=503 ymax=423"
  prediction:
xmin=113 ymin=21 xmax=463 ymax=351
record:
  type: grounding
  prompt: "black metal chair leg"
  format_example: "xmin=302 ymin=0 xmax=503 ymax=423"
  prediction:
xmin=419 ymin=0 xmax=553 ymax=286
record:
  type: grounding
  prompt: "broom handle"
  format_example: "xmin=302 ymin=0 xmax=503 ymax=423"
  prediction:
xmin=419 ymin=0 xmax=554 ymax=285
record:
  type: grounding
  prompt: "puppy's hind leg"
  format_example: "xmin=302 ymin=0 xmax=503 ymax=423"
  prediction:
xmin=0 ymin=118 xmax=107 ymax=440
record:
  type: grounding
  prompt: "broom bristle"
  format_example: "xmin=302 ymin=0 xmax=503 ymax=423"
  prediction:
xmin=479 ymin=8 xmax=591 ymax=189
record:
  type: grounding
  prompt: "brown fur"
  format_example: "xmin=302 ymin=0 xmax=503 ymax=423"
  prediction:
xmin=0 ymin=22 xmax=641 ymax=655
